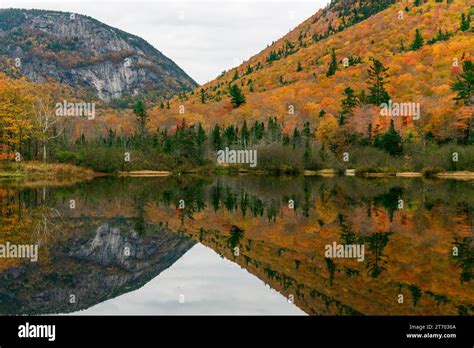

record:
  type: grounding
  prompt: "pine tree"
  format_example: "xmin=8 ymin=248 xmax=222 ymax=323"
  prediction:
xmin=341 ymin=87 xmax=359 ymax=114
xmin=296 ymin=62 xmax=303 ymax=72
xmin=292 ymin=127 xmax=301 ymax=149
xmin=367 ymin=58 xmax=390 ymax=105
xmin=410 ymin=29 xmax=424 ymax=51
xmin=229 ymin=84 xmax=246 ymax=108
xmin=200 ymin=88 xmax=206 ymax=104
xmin=232 ymin=69 xmax=239 ymax=81
xmin=340 ymin=87 xmax=359 ymax=125
xmin=302 ymin=121 xmax=312 ymax=138
xmin=133 ymin=101 xmax=148 ymax=136
xmin=241 ymin=120 xmax=250 ymax=146
xmin=452 ymin=60 xmax=473 ymax=106
xmin=379 ymin=120 xmax=403 ymax=156
xmin=326 ymin=48 xmax=338 ymax=77
xmin=211 ymin=125 xmax=222 ymax=151
xmin=460 ymin=13 xmax=471 ymax=31
xmin=224 ymin=125 xmax=237 ymax=146
xmin=196 ymin=123 xmax=207 ymax=163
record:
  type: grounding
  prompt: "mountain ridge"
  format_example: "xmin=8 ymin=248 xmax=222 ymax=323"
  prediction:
xmin=0 ymin=8 xmax=197 ymax=101
xmin=146 ymin=0 xmax=472 ymax=143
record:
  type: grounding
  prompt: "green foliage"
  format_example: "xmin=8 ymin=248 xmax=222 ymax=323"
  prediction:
xmin=326 ymin=48 xmax=338 ymax=77
xmin=133 ymin=101 xmax=148 ymax=136
xmin=427 ymin=28 xmax=452 ymax=45
xmin=229 ymin=84 xmax=246 ymax=108
xmin=367 ymin=58 xmax=390 ymax=105
xmin=452 ymin=60 xmax=473 ymax=106
xmin=460 ymin=13 xmax=471 ymax=31
xmin=410 ymin=29 xmax=424 ymax=51
xmin=375 ymin=120 xmax=403 ymax=156
xmin=340 ymin=87 xmax=359 ymax=125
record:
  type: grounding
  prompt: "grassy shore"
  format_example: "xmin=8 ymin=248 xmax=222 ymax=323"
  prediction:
xmin=0 ymin=161 xmax=98 ymax=180
xmin=1 ymin=161 xmax=473 ymax=181
xmin=302 ymin=168 xmax=474 ymax=180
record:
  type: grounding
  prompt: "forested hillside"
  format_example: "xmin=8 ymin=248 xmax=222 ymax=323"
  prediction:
xmin=151 ymin=0 xmax=472 ymax=146
xmin=1 ymin=0 xmax=473 ymax=174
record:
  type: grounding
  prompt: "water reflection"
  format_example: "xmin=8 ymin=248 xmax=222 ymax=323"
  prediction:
xmin=0 ymin=175 xmax=472 ymax=315
xmin=77 ymin=244 xmax=305 ymax=315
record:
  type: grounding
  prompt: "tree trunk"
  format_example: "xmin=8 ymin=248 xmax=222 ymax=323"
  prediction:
xmin=43 ymin=143 xmax=47 ymax=163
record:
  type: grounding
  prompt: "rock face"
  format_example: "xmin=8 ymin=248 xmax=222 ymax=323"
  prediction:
xmin=0 ymin=9 xmax=197 ymax=101
xmin=0 ymin=222 xmax=195 ymax=315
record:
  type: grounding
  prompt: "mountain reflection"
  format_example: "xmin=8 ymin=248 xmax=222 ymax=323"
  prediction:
xmin=0 ymin=175 xmax=473 ymax=315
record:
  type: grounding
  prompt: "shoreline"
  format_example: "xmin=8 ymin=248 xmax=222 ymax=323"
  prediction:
xmin=2 ymin=162 xmax=474 ymax=181
xmin=304 ymin=169 xmax=474 ymax=180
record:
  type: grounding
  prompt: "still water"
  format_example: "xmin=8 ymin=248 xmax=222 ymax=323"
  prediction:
xmin=0 ymin=175 xmax=472 ymax=315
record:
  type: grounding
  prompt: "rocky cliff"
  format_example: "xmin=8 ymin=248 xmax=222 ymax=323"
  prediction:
xmin=0 ymin=221 xmax=195 ymax=314
xmin=0 ymin=9 xmax=197 ymax=101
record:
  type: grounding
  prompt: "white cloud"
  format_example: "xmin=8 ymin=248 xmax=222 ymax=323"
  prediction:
xmin=0 ymin=0 xmax=329 ymax=84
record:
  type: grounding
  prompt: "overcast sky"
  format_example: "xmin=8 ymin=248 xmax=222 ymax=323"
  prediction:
xmin=0 ymin=0 xmax=329 ymax=84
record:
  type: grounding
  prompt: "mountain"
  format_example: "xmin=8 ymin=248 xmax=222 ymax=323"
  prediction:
xmin=148 ymin=0 xmax=473 ymax=141
xmin=0 ymin=221 xmax=195 ymax=315
xmin=0 ymin=8 xmax=197 ymax=101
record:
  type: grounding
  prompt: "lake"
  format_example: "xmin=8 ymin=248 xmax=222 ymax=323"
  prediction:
xmin=0 ymin=175 xmax=472 ymax=315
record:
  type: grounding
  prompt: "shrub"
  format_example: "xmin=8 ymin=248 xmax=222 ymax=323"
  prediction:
xmin=255 ymin=143 xmax=304 ymax=173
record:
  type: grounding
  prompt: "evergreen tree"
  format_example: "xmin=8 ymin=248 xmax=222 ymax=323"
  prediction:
xmin=229 ymin=84 xmax=246 ymax=108
xmin=241 ymin=120 xmax=250 ymax=146
xmin=133 ymin=101 xmax=148 ymax=136
xmin=196 ymin=123 xmax=207 ymax=163
xmin=296 ymin=62 xmax=303 ymax=72
xmin=252 ymin=121 xmax=264 ymax=141
xmin=211 ymin=125 xmax=222 ymax=151
xmin=410 ymin=29 xmax=424 ymax=51
xmin=224 ymin=125 xmax=237 ymax=146
xmin=452 ymin=60 xmax=473 ymax=106
xmin=303 ymin=140 xmax=311 ymax=168
xmin=367 ymin=58 xmax=390 ymax=105
xmin=326 ymin=48 xmax=338 ymax=77
xmin=162 ymin=129 xmax=172 ymax=154
xmin=460 ymin=13 xmax=471 ymax=31
xmin=200 ymin=88 xmax=206 ymax=104
xmin=340 ymin=87 xmax=359 ymax=125
xmin=379 ymin=120 xmax=403 ymax=156
xmin=302 ymin=121 xmax=312 ymax=138
xmin=232 ymin=69 xmax=239 ymax=81
xmin=292 ymin=127 xmax=301 ymax=149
